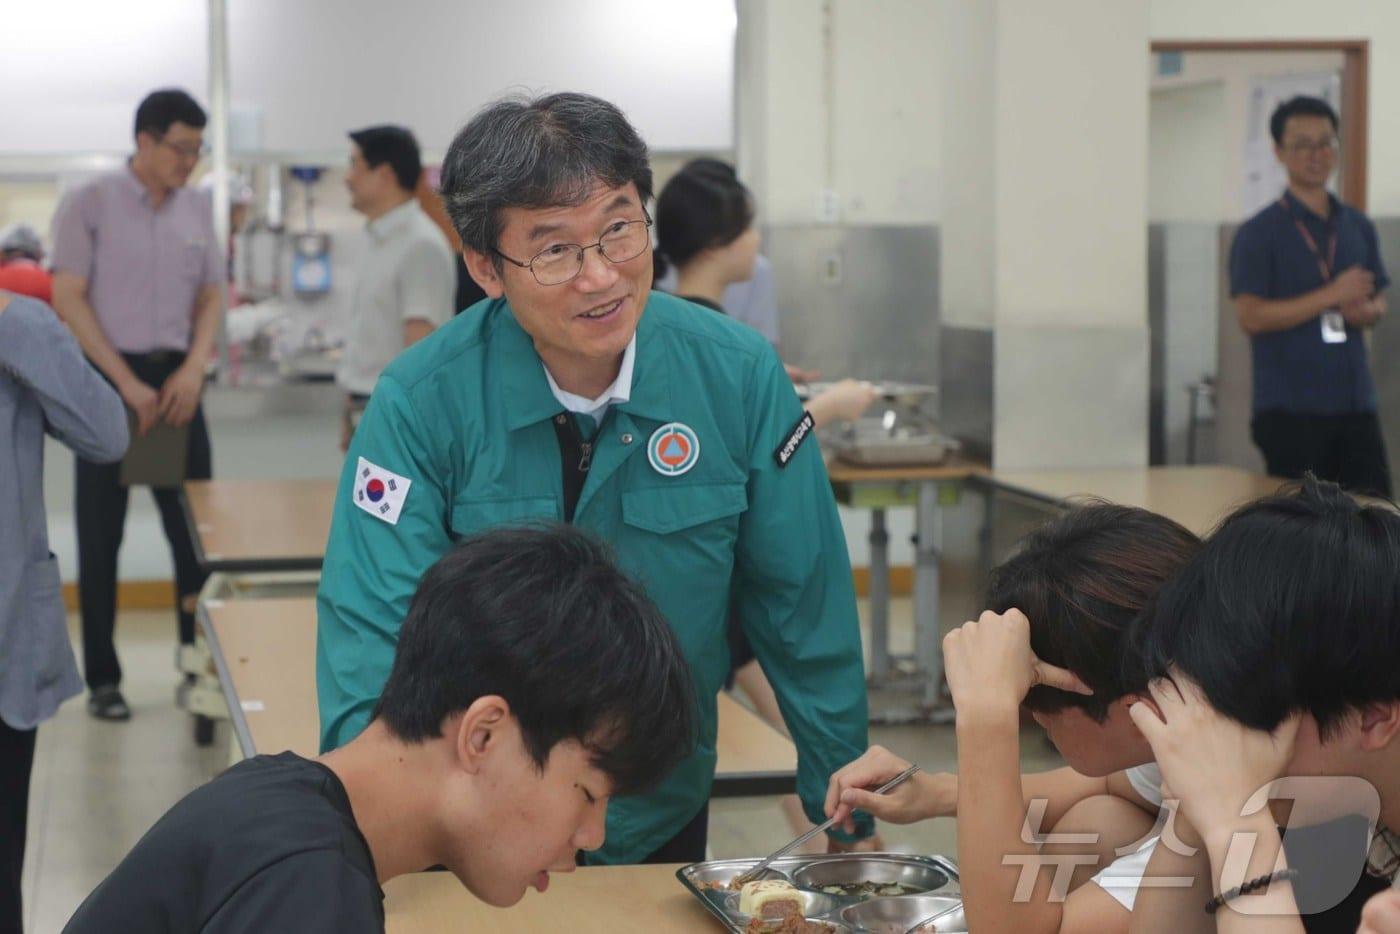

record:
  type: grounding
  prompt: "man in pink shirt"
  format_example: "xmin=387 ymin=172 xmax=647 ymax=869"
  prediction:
xmin=50 ymin=88 xmax=224 ymax=721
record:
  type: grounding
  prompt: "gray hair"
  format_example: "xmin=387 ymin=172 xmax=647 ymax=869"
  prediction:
xmin=439 ymin=92 xmax=653 ymax=262
xmin=0 ymin=223 xmax=43 ymax=261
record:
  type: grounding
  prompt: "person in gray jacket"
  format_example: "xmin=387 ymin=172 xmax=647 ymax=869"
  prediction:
xmin=0 ymin=292 xmax=128 ymax=933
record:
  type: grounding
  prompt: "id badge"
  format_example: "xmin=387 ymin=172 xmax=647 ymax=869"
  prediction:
xmin=1321 ymin=310 xmax=1348 ymax=344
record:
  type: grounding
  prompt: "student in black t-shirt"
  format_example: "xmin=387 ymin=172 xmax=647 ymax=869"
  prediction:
xmin=1125 ymin=478 xmax=1400 ymax=933
xmin=64 ymin=525 xmax=695 ymax=933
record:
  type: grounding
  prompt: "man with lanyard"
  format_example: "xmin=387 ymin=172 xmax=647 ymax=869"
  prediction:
xmin=50 ymin=89 xmax=224 ymax=721
xmin=315 ymin=92 xmax=877 ymax=863
xmin=1230 ymin=95 xmax=1390 ymax=495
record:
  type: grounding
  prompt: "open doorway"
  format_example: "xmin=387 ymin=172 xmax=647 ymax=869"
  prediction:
xmin=1145 ymin=41 xmax=1370 ymax=469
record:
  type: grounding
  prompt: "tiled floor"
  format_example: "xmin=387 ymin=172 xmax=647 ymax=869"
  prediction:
xmin=22 ymin=613 xmax=228 ymax=934
xmin=21 ymin=595 xmax=1064 ymax=933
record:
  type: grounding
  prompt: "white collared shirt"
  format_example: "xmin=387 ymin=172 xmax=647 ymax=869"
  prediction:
xmin=336 ymin=199 xmax=456 ymax=395
xmin=542 ymin=335 xmax=636 ymax=428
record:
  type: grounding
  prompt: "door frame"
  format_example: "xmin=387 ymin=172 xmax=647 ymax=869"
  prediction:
xmin=1151 ymin=40 xmax=1370 ymax=209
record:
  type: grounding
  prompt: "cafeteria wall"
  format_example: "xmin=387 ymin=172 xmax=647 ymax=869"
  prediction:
xmin=985 ymin=0 xmax=1152 ymax=470
xmin=736 ymin=0 xmax=943 ymax=228
xmin=0 ymin=0 xmax=738 ymax=156
xmin=741 ymin=0 xmax=1151 ymax=472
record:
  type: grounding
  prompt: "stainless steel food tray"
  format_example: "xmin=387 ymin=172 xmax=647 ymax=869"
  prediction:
xmin=677 ymin=853 xmax=962 ymax=933
xmin=830 ymin=434 xmax=959 ymax=467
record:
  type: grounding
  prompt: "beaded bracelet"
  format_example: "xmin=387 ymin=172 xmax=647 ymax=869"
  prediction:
xmin=1205 ymin=867 xmax=1300 ymax=914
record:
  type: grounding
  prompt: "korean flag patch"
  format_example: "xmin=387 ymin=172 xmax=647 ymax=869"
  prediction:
xmin=352 ymin=457 xmax=412 ymax=526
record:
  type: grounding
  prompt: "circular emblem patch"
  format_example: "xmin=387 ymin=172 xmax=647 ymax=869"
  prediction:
xmin=647 ymin=423 xmax=700 ymax=477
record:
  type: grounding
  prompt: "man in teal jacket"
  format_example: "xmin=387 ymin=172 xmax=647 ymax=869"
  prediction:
xmin=316 ymin=91 xmax=874 ymax=864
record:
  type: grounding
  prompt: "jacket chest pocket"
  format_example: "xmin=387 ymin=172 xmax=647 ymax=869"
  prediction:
xmin=449 ymin=495 xmax=558 ymax=538
xmin=622 ymin=482 xmax=747 ymax=538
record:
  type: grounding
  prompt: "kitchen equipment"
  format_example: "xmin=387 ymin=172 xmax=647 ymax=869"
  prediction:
xmin=804 ymin=382 xmax=957 ymax=467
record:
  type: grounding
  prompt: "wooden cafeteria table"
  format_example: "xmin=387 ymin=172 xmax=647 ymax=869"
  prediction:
xmin=182 ymin=477 xmax=338 ymax=573
xmin=825 ymin=460 xmax=1280 ymax=722
xmin=826 ymin=456 xmax=989 ymax=721
xmin=986 ymin=465 xmax=1285 ymax=537
xmin=199 ymin=597 xmax=799 ymax=797
xmin=384 ymin=864 xmax=714 ymax=933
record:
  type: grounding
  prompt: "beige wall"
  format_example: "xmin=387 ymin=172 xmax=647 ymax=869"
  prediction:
xmin=938 ymin=0 xmax=996 ymax=330
xmin=991 ymin=0 xmax=1151 ymax=469
xmin=1149 ymin=81 xmax=1229 ymax=223
xmin=739 ymin=0 xmax=1152 ymax=470
xmin=994 ymin=0 xmax=1149 ymax=332
xmin=741 ymin=0 xmax=942 ymax=226
xmin=0 ymin=181 xmax=62 ymax=239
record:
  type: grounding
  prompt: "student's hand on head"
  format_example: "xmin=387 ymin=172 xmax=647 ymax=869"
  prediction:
xmin=1359 ymin=888 xmax=1400 ymax=934
xmin=1128 ymin=672 xmax=1301 ymax=837
xmin=825 ymin=746 xmax=948 ymax=829
xmin=942 ymin=609 xmax=1092 ymax=719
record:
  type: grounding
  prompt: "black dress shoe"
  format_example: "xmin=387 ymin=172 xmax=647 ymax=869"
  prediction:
xmin=88 ymin=685 xmax=131 ymax=721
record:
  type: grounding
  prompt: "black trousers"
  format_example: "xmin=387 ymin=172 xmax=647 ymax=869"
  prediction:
xmin=1251 ymin=410 xmax=1393 ymax=498
xmin=1 ymin=720 xmax=36 ymax=934
xmin=76 ymin=351 xmax=212 ymax=690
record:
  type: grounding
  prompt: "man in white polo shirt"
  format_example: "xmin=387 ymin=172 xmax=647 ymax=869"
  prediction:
xmin=337 ymin=125 xmax=454 ymax=450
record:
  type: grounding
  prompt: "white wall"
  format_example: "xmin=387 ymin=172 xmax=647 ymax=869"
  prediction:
xmin=1149 ymin=82 xmax=1229 ymax=222
xmin=1150 ymin=0 xmax=1400 ymax=214
xmin=742 ymin=0 xmax=1151 ymax=472
xmin=939 ymin=0 xmax=996 ymax=330
xmin=994 ymin=0 xmax=1149 ymax=332
xmin=830 ymin=0 xmax=943 ymax=224
xmin=743 ymin=0 xmax=942 ymax=226
xmin=737 ymin=0 xmax=947 ymax=566
xmin=0 ymin=0 xmax=736 ymax=156
xmin=1 ymin=1 xmax=206 ymax=154
xmin=992 ymin=0 xmax=1151 ymax=468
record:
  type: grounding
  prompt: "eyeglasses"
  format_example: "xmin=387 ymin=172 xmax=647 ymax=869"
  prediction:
xmin=494 ymin=216 xmax=653 ymax=286
xmin=1283 ymin=137 xmax=1339 ymax=155
xmin=158 ymin=136 xmax=209 ymax=161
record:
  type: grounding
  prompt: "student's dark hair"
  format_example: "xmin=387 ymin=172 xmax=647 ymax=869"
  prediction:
xmin=1126 ymin=477 xmax=1400 ymax=740
xmin=654 ymin=158 xmax=755 ymax=281
xmin=134 ymin=89 xmax=207 ymax=139
xmin=348 ymin=125 xmax=423 ymax=192
xmin=987 ymin=502 xmax=1201 ymax=721
xmin=372 ymin=525 xmax=696 ymax=796
xmin=1270 ymin=96 xmax=1339 ymax=146
xmin=439 ymin=92 xmax=653 ymax=268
